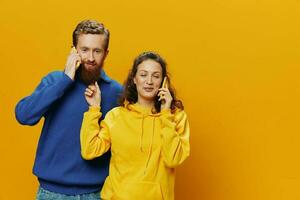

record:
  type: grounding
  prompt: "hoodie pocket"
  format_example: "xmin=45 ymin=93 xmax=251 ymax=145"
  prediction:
xmin=114 ymin=181 xmax=164 ymax=200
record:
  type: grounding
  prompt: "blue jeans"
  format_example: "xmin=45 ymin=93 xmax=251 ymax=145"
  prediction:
xmin=36 ymin=187 xmax=101 ymax=200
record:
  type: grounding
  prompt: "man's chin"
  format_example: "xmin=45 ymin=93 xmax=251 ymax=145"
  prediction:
xmin=78 ymin=65 xmax=102 ymax=85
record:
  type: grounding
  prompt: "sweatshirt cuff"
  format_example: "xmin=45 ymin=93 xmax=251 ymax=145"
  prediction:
xmin=61 ymin=72 xmax=74 ymax=85
xmin=55 ymin=72 xmax=74 ymax=95
xmin=160 ymin=108 xmax=176 ymax=128
xmin=88 ymin=106 xmax=101 ymax=112
xmin=62 ymin=72 xmax=74 ymax=82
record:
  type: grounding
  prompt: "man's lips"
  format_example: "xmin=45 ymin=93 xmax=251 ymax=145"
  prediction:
xmin=85 ymin=63 xmax=96 ymax=66
xmin=84 ymin=63 xmax=97 ymax=70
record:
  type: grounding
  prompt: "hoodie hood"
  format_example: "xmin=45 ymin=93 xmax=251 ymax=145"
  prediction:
xmin=124 ymin=100 xmax=162 ymax=117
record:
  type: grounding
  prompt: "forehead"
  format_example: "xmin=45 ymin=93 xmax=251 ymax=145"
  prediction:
xmin=77 ymin=33 xmax=106 ymax=49
xmin=137 ymin=59 xmax=162 ymax=73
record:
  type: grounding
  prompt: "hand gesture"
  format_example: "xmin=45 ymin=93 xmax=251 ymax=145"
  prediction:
xmin=84 ymin=82 xmax=101 ymax=107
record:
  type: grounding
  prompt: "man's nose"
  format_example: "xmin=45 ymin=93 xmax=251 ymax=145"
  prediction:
xmin=88 ymin=52 xmax=95 ymax=62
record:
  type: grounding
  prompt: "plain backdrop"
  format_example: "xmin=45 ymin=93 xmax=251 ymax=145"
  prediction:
xmin=1 ymin=0 xmax=300 ymax=199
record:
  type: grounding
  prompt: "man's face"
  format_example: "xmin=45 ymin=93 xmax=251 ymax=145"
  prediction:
xmin=76 ymin=33 xmax=108 ymax=84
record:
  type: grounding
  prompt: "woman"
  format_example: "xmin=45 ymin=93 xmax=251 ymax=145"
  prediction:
xmin=80 ymin=51 xmax=190 ymax=200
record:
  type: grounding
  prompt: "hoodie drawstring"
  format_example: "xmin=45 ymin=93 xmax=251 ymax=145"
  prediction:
xmin=144 ymin=117 xmax=156 ymax=174
xmin=140 ymin=115 xmax=145 ymax=152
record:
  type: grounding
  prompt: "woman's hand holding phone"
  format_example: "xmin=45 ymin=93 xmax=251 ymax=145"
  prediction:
xmin=158 ymin=77 xmax=172 ymax=110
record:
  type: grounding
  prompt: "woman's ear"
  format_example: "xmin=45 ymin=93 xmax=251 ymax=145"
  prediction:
xmin=133 ymin=77 xmax=137 ymax=84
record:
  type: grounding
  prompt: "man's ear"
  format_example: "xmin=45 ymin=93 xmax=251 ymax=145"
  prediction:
xmin=104 ymin=50 xmax=109 ymax=59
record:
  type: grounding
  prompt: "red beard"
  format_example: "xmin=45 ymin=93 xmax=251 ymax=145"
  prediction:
xmin=78 ymin=63 xmax=102 ymax=85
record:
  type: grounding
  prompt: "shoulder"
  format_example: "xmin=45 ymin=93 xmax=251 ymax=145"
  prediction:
xmin=109 ymin=106 xmax=122 ymax=113
xmin=101 ymin=70 xmax=123 ymax=92
xmin=109 ymin=79 xmax=123 ymax=92
xmin=106 ymin=106 xmax=129 ymax=118
xmin=173 ymin=109 xmax=188 ymax=123
xmin=45 ymin=71 xmax=65 ymax=78
xmin=103 ymin=106 xmax=124 ymax=124
xmin=42 ymin=71 xmax=70 ymax=82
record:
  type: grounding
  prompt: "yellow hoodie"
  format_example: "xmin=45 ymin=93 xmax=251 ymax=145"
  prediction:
xmin=80 ymin=102 xmax=190 ymax=200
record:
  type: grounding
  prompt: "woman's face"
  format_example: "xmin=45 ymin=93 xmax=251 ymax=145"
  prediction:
xmin=134 ymin=59 xmax=163 ymax=103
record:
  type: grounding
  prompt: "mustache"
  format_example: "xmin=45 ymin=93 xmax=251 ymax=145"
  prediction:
xmin=84 ymin=61 xmax=96 ymax=65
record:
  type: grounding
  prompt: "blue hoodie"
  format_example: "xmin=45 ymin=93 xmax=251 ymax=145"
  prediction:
xmin=15 ymin=70 xmax=122 ymax=195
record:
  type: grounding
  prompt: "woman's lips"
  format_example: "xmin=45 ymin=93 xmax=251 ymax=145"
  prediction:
xmin=143 ymin=87 xmax=154 ymax=92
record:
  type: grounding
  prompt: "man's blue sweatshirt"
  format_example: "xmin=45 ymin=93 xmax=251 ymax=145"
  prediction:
xmin=15 ymin=70 xmax=122 ymax=195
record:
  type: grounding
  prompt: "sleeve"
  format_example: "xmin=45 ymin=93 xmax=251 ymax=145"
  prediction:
xmin=80 ymin=106 xmax=113 ymax=160
xmin=15 ymin=71 xmax=73 ymax=125
xmin=159 ymin=109 xmax=190 ymax=168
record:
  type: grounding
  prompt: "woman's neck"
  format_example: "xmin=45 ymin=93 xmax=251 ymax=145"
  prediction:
xmin=137 ymin=98 xmax=154 ymax=108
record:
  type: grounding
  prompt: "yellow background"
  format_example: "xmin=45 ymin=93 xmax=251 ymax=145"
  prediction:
xmin=1 ymin=0 xmax=300 ymax=199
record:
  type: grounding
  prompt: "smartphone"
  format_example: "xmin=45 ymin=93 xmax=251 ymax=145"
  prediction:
xmin=159 ymin=77 xmax=168 ymax=102
xmin=162 ymin=76 xmax=168 ymax=89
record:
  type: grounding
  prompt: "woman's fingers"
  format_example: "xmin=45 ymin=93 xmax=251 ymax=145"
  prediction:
xmin=85 ymin=83 xmax=101 ymax=97
xmin=88 ymin=85 xmax=96 ymax=91
xmin=158 ymin=90 xmax=167 ymax=97
xmin=158 ymin=88 xmax=168 ymax=92
xmin=85 ymin=88 xmax=94 ymax=96
xmin=95 ymin=81 xmax=101 ymax=94
xmin=158 ymin=95 xmax=166 ymax=102
xmin=158 ymin=90 xmax=166 ymax=101
xmin=95 ymin=81 xmax=99 ymax=89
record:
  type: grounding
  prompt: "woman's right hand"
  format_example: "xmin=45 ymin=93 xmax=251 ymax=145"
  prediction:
xmin=84 ymin=82 xmax=101 ymax=107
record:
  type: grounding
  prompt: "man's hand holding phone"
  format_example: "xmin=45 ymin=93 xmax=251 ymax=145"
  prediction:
xmin=64 ymin=47 xmax=81 ymax=80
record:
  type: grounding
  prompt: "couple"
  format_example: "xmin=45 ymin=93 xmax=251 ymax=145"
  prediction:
xmin=15 ymin=19 xmax=190 ymax=200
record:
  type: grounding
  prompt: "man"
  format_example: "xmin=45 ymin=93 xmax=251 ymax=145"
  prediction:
xmin=15 ymin=20 xmax=122 ymax=199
